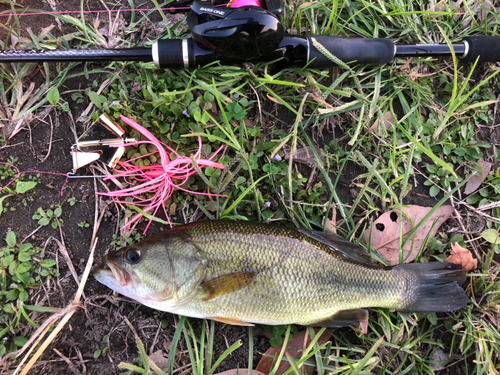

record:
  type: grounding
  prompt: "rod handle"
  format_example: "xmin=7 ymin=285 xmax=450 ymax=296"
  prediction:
xmin=462 ymin=36 xmax=500 ymax=63
xmin=307 ymin=35 xmax=395 ymax=68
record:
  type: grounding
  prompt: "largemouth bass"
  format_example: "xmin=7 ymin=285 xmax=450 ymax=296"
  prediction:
xmin=94 ymin=221 xmax=468 ymax=327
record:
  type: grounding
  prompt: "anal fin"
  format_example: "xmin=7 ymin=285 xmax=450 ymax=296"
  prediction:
xmin=310 ymin=309 xmax=368 ymax=329
xmin=202 ymin=271 xmax=256 ymax=301
xmin=210 ymin=316 xmax=254 ymax=327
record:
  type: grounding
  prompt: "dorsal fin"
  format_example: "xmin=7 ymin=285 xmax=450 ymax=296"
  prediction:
xmin=298 ymin=229 xmax=373 ymax=265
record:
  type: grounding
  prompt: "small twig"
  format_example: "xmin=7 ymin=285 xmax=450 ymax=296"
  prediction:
xmin=0 ymin=141 xmax=24 ymax=150
xmin=457 ymin=201 xmax=500 ymax=224
xmin=449 ymin=191 xmax=482 ymax=261
xmin=40 ymin=114 xmax=54 ymax=163
xmin=90 ymin=163 xmax=126 ymax=190
xmin=45 ymin=0 xmax=63 ymax=30
xmin=474 ymin=200 xmax=500 ymax=212
xmin=149 ymin=324 xmax=163 ymax=356
xmin=53 ymin=348 xmax=82 ymax=375
xmin=20 ymin=225 xmax=43 ymax=244
xmin=123 ymin=316 xmax=140 ymax=339
xmin=74 ymin=348 xmax=87 ymax=375
xmin=53 ymin=233 xmax=85 ymax=299
xmin=66 ymin=109 xmax=79 ymax=145
xmin=92 ymin=176 xmax=100 ymax=246
xmin=242 ymin=62 xmax=257 ymax=78
xmin=248 ymin=82 xmax=263 ymax=126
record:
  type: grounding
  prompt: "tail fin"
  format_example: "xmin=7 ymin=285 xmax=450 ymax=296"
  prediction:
xmin=395 ymin=262 xmax=469 ymax=312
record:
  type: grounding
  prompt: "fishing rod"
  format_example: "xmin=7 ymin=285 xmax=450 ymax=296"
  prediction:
xmin=1 ymin=0 xmax=499 ymax=68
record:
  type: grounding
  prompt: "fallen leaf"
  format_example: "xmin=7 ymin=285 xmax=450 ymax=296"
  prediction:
xmin=368 ymin=111 xmax=395 ymax=134
xmin=266 ymin=93 xmax=280 ymax=103
xmin=148 ymin=350 xmax=169 ymax=372
xmin=464 ymin=158 xmax=492 ymax=195
xmin=300 ymin=1 xmax=317 ymax=8
xmin=256 ymin=330 xmax=331 ymax=375
xmin=428 ymin=2 xmax=460 ymax=13
xmin=477 ymin=1 xmax=496 ymax=23
xmin=10 ymin=34 xmax=19 ymax=49
xmin=359 ymin=312 xmax=368 ymax=335
xmin=364 ymin=205 xmax=454 ymax=266
xmin=322 ymin=206 xmax=337 ymax=234
xmin=214 ymin=370 xmax=266 ymax=375
xmin=244 ymin=118 xmax=256 ymax=129
xmin=430 ymin=349 xmax=449 ymax=372
xmin=284 ymin=145 xmax=325 ymax=167
xmin=445 ymin=243 xmax=477 ymax=272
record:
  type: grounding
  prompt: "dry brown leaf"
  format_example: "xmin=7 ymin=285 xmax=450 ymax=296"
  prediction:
xmin=464 ymin=158 xmax=492 ymax=195
xmin=430 ymin=349 xmax=450 ymax=372
xmin=322 ymin=206 xmax=337 ymax=234
xmin=445 ymin=243 xmax=477 ymax=272
xmin=359 ymin=312 xmax=368 ymax=335
xmin=256 ymin=330 xmax=331 ymax=375
xmin=368 ymin=111 xmax=395 ymax=134
xmin=214 ymin=370 xmax=266 ymax=375
xmin=300 ymin=1 xmax=317 ymax=8
xmin=244 ymin=118 xmax=256 ymax=129
xmin=364 ymin=205 xmax=454 ymax=266
xmin=148 ymin=350 xmax=168 ymax=372
xmin=429 ymin=2 xmax=460 ymax=13
xmin=266 ymin=93 xmax=280 ymax=103
xmin=284 ymin=145 xmax=325 ymax=167
xmin=477 ymin=1 xmax=496 ymax=23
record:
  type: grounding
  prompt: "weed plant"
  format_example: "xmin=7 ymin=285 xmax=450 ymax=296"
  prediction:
xmin=0 ymin=231 xmax=59 ymax=357
xmin=0 ymin=0 xmax=499 ymax=373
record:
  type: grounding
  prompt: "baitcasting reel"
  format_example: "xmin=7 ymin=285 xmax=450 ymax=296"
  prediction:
xmin=2 ymin=0 xmax=500 ymax=68
xmin=187 ymin=0 xmax=284 ymax=61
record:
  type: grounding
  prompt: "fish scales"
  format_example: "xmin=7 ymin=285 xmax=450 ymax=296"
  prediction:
xmin=177 ymin=221 xmax=406 ymax=325
xmin=94 ymin=220 xmax=468 ymax=327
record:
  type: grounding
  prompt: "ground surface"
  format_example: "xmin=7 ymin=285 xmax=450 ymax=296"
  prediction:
xmin=0 ymin=1 xmax=282 ymax=373
xmin=0 ymin=0 xmax=499 ymax=374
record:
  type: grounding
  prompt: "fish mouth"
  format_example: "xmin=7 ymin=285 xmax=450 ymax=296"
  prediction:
xmin=94 ymin=258 xmax=131 ymax=287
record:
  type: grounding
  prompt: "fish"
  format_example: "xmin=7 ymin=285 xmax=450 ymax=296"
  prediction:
xmin=94 ymin=220 xmax=469 ymax=327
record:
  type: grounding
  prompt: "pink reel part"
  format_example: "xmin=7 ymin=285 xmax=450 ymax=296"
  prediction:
xmin=227 ymin=0 xmax=264 ymax=8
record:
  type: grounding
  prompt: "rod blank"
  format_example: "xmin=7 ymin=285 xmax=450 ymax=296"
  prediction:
xmin=0 ymin=48 xmax=153 ymax=63
xmin=395 ymin=44 xmax=466 ymax=58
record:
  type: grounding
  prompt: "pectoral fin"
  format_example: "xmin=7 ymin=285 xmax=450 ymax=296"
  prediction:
xmin=310 ymin=309 xmax=368 ymax=328
xmin=202 ymin=271 xmax=256 ymax=301
xmin=209 ymin=316 xmax=254 ymax=326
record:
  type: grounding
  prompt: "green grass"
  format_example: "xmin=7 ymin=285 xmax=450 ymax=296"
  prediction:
xmin=1 ymin=0 xmax=500 ymax=373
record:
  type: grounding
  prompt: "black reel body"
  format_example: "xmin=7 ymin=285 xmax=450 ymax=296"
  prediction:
xmin=188 ymin=1 xmax=284 ymax=60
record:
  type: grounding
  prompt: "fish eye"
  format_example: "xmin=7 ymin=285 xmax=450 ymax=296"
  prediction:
xmin=125 ymin=249 xmax=141 ymax=264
